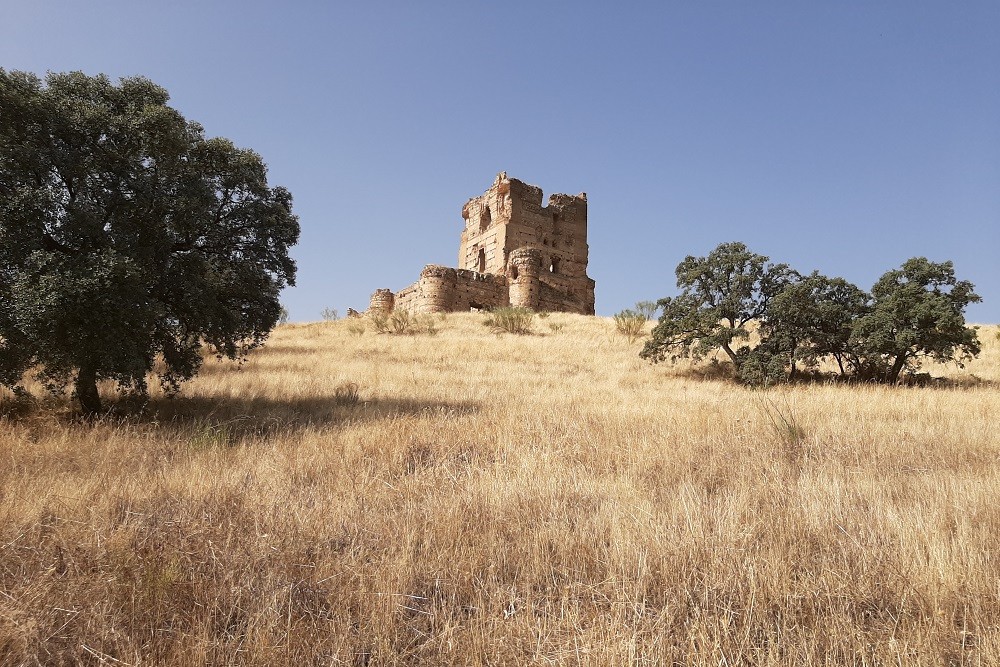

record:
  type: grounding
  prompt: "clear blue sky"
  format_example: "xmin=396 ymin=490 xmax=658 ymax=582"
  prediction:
xmin=3 ymin=2 xmax=998 ymax=321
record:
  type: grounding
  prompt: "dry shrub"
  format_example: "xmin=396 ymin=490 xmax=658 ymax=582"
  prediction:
xmin=483 ymin=306 xmax=534 ymax=335
xmin=370 ymin=311 xmax=438 ymax=336
xmin=613 ymin=308 xmax=646 ymax=343
xmin=333 ymin=381 xmax=360 ymax=406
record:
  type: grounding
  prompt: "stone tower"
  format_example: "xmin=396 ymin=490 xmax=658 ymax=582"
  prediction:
xmin=367 ymin=172 xmax=596 ymax=315
xmin=457 ymin=172 xmax=595 ymax=314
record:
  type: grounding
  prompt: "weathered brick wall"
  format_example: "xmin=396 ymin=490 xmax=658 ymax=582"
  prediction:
xmin=365 ymin=172 xmax=596 ymax=316
xmin=368 ymin=288 xmax=395 ymax=314
xmin=394 ymin=283 xmax=421 ymax=312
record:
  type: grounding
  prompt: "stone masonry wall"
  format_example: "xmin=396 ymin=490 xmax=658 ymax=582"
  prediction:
xmin=366 ymin=172 xmax=595 ymax=316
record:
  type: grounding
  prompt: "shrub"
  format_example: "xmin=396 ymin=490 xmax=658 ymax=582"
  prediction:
xmin=613 ymin=309 xmax=647 ymax=343
xmin=414 ymin=315 xmax=439 ymax=335
xmin=737 ymin=346 xmax=789 ymax=387
xmin=320 ymin=307 xmax=339 ymax=321
xmin=484 ymin=307 xmax=534 ymax=335
xmin=346 ymin=320 xmax=366 ymax=336
xmin=333 ymin=382 xmax=360 ymax=407
xmin=548 ymin=322 xmax=565 ymax=333
xmin=369 ymin=310 xmax=437 ymax=335
xmin=370 ymin=312 xmax=390 ymax=334
xmin=634 ymin=300 xmax=659 ymax=321
xmin=389 ymin=310 xmax=414 ymax=334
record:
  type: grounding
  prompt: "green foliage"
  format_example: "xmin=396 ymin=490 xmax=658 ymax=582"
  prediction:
xmin=484 ymin=307 xmax=534 ymax=335
xmin=0 ymin=70 xmax=299 ymax=414
xmin=640 ymin=242 xmax=794 ymax=369
xmin=641 ymin=243 xmax=980 ymax=386
xmin=613 ymin=309 xmax=647 ymax=343
xmin=736 ymin=345 xmax=790 ymax=387
xmin=848 ymin=258 xmax=981 ymax=383
xmin=759 ymin=272 xmax=870 ymax=379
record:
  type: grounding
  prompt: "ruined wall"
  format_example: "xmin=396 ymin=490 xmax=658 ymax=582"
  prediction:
xmin=366 ymin=172 xmax=596 ymax=316
xmin=368 ymin=288 xmax=395 ymax=314
xmin=458 ymin=173 xmax=512 ymax=276
xmin=394 ymin=266 xmax=508 ymax=313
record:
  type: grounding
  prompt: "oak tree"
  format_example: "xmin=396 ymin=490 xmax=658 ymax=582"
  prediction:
xmin=0 ymin=70 xmax=299 ymax=414
xmin=640 ymin=242 xmax=793 ymax=371
xmin=849 ymin=258 xmax=980 ymax=383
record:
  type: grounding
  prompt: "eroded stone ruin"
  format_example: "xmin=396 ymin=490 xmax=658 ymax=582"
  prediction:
xmin=367 ymin=172 xmax=596 ymax=315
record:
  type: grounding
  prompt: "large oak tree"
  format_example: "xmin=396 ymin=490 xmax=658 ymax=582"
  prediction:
xmin=0 ymin=70 xmax=299 ymax=414
xmin=639 ymin=242 xmax=794 ymax=370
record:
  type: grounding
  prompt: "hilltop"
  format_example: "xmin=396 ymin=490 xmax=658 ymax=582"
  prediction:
xmin=1 ymin=313 xmax=998 ymax=664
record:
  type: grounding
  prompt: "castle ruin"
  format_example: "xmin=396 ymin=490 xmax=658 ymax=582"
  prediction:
xmin=367 ymin=172 xmax=595 ymax=315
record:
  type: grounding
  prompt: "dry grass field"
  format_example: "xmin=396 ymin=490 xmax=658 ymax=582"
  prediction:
xmin=1 ymin=313 xmax=998 ymax=666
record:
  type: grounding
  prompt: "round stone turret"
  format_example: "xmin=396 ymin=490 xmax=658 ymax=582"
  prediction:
xmin=418 ymin=265 xmax=458 ymax=312
xmin=508 ymin=247 xmax=542 ymax=310
xmin=368 ymin=288 xmax=395 ymax=314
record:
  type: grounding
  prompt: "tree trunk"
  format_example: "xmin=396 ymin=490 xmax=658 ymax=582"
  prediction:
xmin=887 ymin=355 xmax=908 ymax=384
xmin=721 ymin=342 xmax=740 ymax=370
xmin=75 ymin=364 xmax=102 ymax=416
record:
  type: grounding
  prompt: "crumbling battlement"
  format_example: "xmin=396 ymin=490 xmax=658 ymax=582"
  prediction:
xmin=366 ymin=172 xmax=596 ymax=315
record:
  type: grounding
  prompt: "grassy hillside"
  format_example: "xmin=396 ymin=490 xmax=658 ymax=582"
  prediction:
xmin=1 ymin=314 xmax=998 ymax=665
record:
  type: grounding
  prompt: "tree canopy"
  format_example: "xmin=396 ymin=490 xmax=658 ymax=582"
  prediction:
xmin=641 ymin=242 xmax=981 ymax=386
xmin=639 ymin=242 xmax=793 ymax=369
xmin=0 ymin=70 xmax=299 ymax=414
xmin=849 ymin=258 xmax=981 ymax=383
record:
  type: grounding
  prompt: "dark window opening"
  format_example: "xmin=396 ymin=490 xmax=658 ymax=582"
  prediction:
xmin=477 ymin=248 xmax=486 ymax=273
xmin=510 ymin=265 xmax=519 ymax=280
xmin=549 ymin=257 xmax=560 ymax=274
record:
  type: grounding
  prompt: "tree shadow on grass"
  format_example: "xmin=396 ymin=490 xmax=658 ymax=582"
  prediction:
xmin=0 ymin=390 xmax=481 ymax=446
xmin=140 ymin=393 xmax=481 ymax=443
xmin=665 ymin=360 xmax=999 ymax=390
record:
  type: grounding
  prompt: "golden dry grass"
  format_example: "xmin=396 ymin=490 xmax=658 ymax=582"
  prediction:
xmin=1 ymin=314 xmax=998 ymax=665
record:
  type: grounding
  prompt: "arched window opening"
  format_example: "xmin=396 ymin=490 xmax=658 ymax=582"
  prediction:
xmin=510 ymin=264 xmax=519 ymax=280
xmin=480 ymin=204 xmax=491 ymax=232
xmin=477 ymin=248 xmax=486 ymax=273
